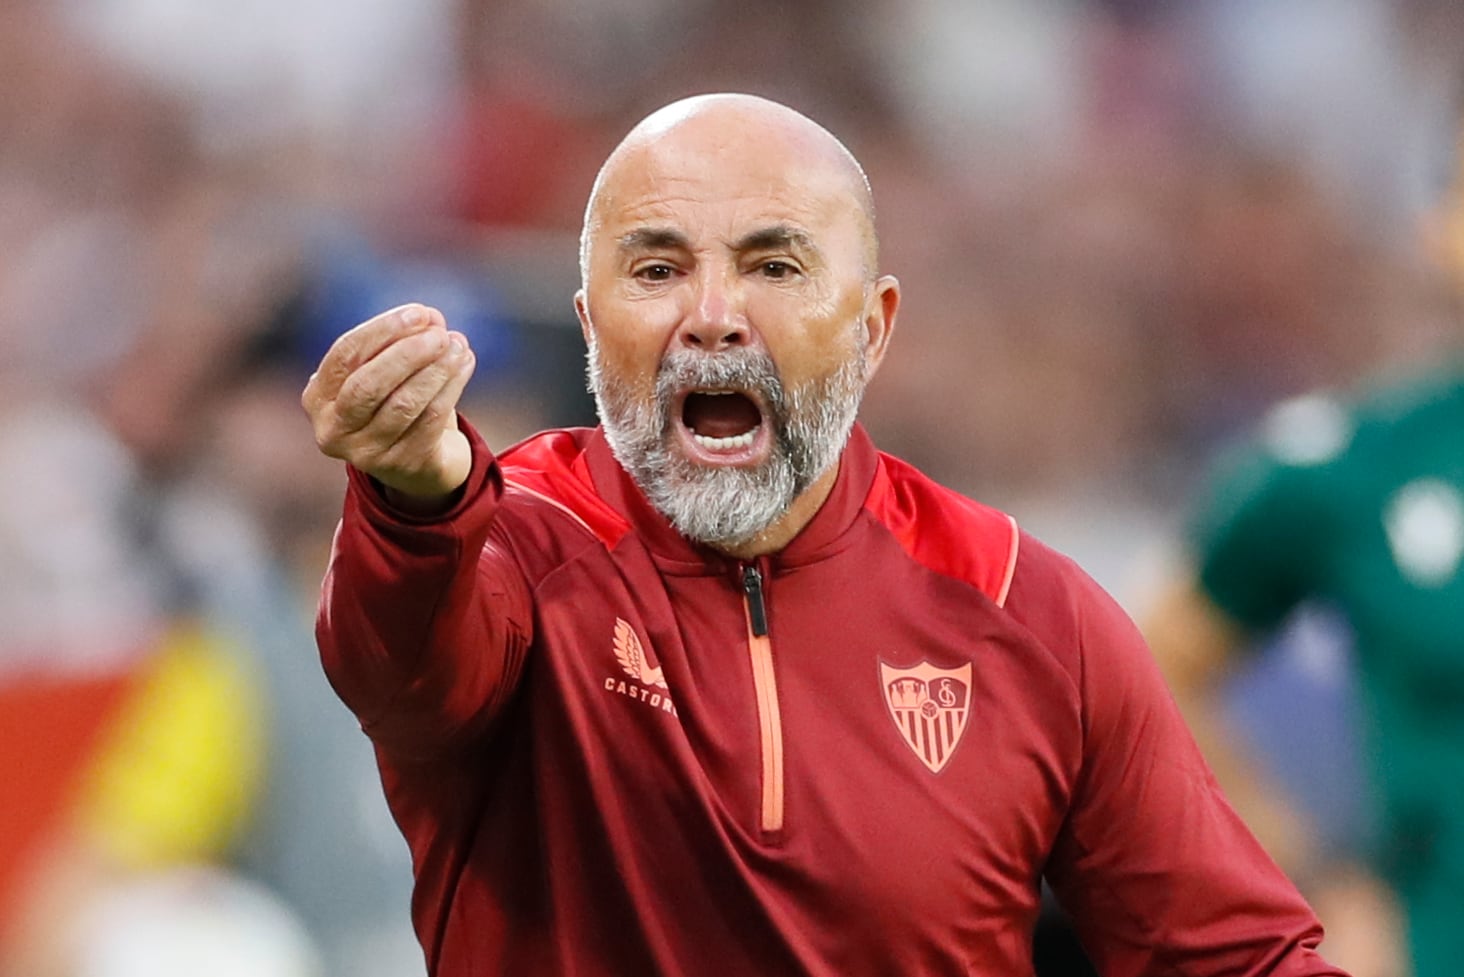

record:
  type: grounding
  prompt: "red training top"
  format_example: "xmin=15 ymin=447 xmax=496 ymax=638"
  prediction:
xmin=316 ymin=421 xmax=1347 ymax=977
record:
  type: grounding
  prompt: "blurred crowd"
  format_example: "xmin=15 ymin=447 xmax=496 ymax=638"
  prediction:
xmin=3 ymin=0 xmax=1463 ymax=975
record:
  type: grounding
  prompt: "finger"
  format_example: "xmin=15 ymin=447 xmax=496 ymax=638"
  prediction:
xmin=406 ymin=336 xmax=478 ymax=442
xmin=306 ymin=304 xmax=443 ymax=407
xmin=340 ymin=331 xmax=470 ymax=448
xmin=435 ymin=334 xmax=478 ymax=413
xmin=375 ymin=338 xmax=477 ymax=467
xmin=333 ymin=327 xmax=454 ymax=433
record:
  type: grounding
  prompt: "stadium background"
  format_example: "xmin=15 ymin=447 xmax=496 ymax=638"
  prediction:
xmin=2 ymin=0 xmax=1461 ymax=974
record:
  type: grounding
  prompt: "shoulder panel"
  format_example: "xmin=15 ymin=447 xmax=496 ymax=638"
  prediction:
xmin=498 ymin=430 xmax=630 ymax=549
xmin=864 ymin=453 xmax=1020 ymax=607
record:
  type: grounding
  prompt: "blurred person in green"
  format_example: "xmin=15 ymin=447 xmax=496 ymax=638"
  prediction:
xmin=1145 ymin=126 xmax=1464 ymax=977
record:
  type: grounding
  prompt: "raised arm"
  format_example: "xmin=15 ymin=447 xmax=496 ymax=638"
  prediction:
xmin=303 ymin=304 xmax=532 ymax=755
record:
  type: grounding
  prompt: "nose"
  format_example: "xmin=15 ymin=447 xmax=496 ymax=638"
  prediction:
xmin=676 ymin=267 xmax=751 ymax=352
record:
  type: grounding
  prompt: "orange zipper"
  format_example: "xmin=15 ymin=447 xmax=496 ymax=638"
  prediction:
xmin=741 ymin=564 xmax=784 ymax=834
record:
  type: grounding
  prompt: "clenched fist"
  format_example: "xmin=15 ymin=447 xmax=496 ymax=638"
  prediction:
xmin=302 ymin=304 xmax=476 ymax=510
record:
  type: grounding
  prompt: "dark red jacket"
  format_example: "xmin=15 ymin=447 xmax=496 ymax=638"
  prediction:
xmin=316 ymin=420 xmax=1346 ymax=977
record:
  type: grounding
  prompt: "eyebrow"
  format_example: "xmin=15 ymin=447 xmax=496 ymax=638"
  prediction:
xmin=615 ymin=224 xmax=821 ymax=259
xmin=732 ymin=225 xmax=820 ymax=259
xmin=617 ymin=227 xmax=691 ymax=253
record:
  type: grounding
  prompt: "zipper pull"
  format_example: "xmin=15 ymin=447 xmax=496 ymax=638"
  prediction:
xmin=741 ymin=564 xmax=769 ymax=637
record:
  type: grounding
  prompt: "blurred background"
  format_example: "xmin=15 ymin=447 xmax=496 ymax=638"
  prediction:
xmin=3 ymin=0 xmax=1462 ymax=975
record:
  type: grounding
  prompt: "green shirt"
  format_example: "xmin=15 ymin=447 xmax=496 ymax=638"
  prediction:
xmin=1192 ymin=370 xmax=1464 ymax=975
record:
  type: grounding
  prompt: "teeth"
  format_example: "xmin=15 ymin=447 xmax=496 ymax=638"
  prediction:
xmin=692 ymin=429 xmax=757 ymax=451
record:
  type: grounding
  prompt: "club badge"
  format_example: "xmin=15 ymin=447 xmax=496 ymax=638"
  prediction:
xmin=880 ymin=661 xmax=971 ymax=773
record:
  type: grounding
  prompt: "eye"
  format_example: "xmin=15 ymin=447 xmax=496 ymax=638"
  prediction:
xmin=633 ymin=263 xmax=677 ymax=282
xmin=758 ymin=260 xmax=799 ymax=280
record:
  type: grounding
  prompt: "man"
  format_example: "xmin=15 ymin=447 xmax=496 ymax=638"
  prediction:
xmin=1143 ymin=117 xmax=1464 ymax=977
xmin=303 ymin=93 xmax=1348 ymax=977
xmin=1146 ymin=375 xmax=1463 ymax=977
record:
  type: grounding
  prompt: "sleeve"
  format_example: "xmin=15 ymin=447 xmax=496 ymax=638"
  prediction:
xmin=1037 ymin=558 xmax=1349 ymax=977
xmin=1189 ymin=433 xmax=1337 ymax=635
xmin=314 ymin=415 xmax=534 ymax=758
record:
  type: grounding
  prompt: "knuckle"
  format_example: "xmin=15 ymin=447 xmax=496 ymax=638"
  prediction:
xmin=336 ymin=373 xmax=369 ymax=407
xmin=383 ymin=386 xmax=430 ymax=426
xmin=314 ymin=429 xmax=348 ymax=459
xmin=383 ymin=396 xmax=418 ymax=427
xmin=309 ymin=413 xmax=335 ymax=447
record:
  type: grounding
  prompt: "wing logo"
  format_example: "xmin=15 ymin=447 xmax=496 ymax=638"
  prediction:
xmin=613 ymin=618 xmax=667 ymax=689
xmin=880 ymin=661 xmax=972 ymax=773
xmin=604 ymin=618 xmax=677 ymax=718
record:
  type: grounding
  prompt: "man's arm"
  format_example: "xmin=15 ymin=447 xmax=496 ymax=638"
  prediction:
xmin=1143 ymin=579 xmax=1320 ymax=879
xmin=1144 ymin=580 xmax=1407 ymax=977
xmin=303 ymin=304 xmax=532 ymax=753
xmin=1026 ymin=552 xmax=1348 ymax=977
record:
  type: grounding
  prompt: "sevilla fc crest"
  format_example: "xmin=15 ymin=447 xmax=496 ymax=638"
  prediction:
xmin=880 ymin=661 xmax=972 ymax=773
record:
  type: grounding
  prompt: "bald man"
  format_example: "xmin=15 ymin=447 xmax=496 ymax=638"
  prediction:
xmin=303 ymin=94 xmax=1349 ymax=977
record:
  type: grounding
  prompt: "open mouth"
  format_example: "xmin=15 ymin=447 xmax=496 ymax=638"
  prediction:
xmin=677 ymin=389 xmax=769 ymax=460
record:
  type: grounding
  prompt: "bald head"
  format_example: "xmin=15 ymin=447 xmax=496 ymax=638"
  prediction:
xmin=579 ymin=93 xmax=879 ymax=285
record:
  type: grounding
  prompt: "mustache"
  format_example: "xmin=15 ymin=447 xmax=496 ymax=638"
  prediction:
xmin=653 ymin=347 xmax=786 ymax=418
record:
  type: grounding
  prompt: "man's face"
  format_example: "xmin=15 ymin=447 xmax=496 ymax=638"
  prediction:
xmin=577 ymin=109 xmax=889 ymax=549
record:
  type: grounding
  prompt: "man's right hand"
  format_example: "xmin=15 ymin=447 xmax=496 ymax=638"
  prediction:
xmin=302 ymin=304 xmax=477 ymax=509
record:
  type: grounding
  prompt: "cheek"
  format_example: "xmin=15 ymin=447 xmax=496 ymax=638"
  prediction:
xmin=759 ymin=295 xmax=864 ymax=378
xmin=594 ymin=285 xmax=685 ymax=347
xmin=593 ymin=322 xmax=665 ymax=396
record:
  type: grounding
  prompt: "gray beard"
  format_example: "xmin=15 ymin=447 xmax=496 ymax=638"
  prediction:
xmin=586 ymin=334 xmax=867 ymax=550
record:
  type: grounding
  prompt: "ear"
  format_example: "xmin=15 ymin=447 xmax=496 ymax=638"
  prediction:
xmin=859 ymin=275 xmax=900 ymax=381
xmin=574 ymin=289 xmax=593 ymax=345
